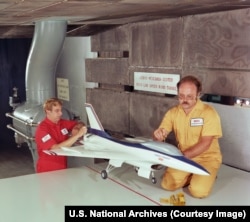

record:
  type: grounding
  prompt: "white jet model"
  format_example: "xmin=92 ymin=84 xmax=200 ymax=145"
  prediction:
xmin=44 ymin=103 xmax=209 ymax=184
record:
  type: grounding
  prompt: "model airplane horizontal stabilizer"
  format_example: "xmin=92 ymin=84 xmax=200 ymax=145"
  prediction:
xmin=44 ymin=103 xmax=210 ymax=184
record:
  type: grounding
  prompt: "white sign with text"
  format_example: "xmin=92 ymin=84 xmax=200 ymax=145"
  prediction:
xmin=134 ymin=72 xmax=180 ymax=95
xmin=57 ymin=77 xmax=70 ymax=101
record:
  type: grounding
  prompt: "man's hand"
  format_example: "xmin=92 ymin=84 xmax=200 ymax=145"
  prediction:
xmin=75 ymin=126 xmax=87 ymax=138
xmin=72 ymin=126 xmax=87 ymax=138
xmin=71 ymin=122 xmax=87 ymax=137
xmin=153 ymin=128 xmax=168 ymax=141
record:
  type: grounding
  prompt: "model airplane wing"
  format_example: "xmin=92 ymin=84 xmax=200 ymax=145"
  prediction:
xmin=44 ymin=144 xmax=140 ymax=161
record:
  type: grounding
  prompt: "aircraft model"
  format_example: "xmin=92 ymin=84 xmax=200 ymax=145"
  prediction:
xmin=44 ymin=103 xmax=209 ymax=184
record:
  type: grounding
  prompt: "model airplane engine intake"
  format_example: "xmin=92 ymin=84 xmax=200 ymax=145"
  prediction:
xmin=6 ymin=20 xmax=72 ymax=169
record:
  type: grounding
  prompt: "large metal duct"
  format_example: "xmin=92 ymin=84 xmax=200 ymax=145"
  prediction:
xmin=6 ymin=20 xmax=72 ymax=169
xmin=26 ymin=20 xmax=67 ymax=105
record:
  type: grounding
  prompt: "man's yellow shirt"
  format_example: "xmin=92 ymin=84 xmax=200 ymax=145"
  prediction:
xmin=159 ymin=99 xmax=222 ymax=160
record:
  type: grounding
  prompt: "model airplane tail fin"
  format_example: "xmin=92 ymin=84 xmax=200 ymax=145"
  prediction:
xmin=85 ymin=103 xmax=112 ymax=138
xmin=85 ymin=103 xmax=104 ymax=131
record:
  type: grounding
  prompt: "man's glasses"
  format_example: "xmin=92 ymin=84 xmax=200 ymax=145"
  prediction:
xmin=178 ymin=95 xmax=197 ymax=101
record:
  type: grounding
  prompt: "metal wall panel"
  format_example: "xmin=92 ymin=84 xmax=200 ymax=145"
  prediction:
xmin=56 ymin=37 xmax=97 ymax=121
xmin=56 ymin=37 xmax=97 ymax=168
xmin=210 ymin=102 xmax=250 ymax=172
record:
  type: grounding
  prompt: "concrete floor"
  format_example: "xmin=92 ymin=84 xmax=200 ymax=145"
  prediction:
xmin=0 ymin=144 xmax=35 ymax=179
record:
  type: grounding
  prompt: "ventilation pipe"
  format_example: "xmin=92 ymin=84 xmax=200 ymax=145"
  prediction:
xmin=26 ymin=20 xmax=67 ymax=105
xmin=6 ymin=20 xmax=70 ymax=169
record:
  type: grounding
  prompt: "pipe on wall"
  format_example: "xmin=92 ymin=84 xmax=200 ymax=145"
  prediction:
xmin=25 ymin=20 xmax=67 ymax=105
